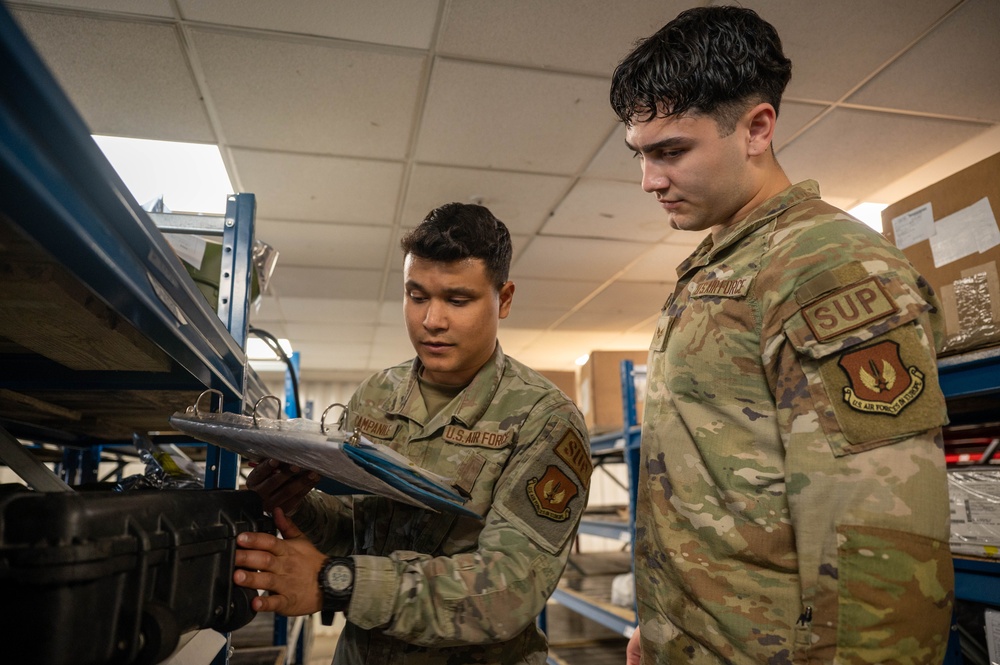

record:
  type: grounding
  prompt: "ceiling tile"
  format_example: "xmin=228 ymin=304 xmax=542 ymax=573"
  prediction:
xmin=619 ymin=242 xmax=701 ymax=283
xmin=178 ymin=0 xmax=440 ymax=49
xmin=268 ymin=266 xmax=383 ymax=299
xmin=285 ymin=322 xmax=376 ymax=344
xmin=777 ymin=108 xmax=988 ymax=205
xmin=556 ymin=281 xmax=668 ymax=331
xmin=511 ymin=278 xmax=603 ymax=310
xmin=512 ymin=236 xmax=647 ymax=282
xmin=15 ymin=0 xmax=174 ymax=16
xmin=255 ymin=219 xmax=392 ymax=270
xmin=416 ymin=59 xmax=616 ymax=174
xmin=773 ymin=101 xmax=828 ymax=150
xmin=12 ymin=9 xmax=214 ymax=141
xmin=585 ymin=125 xmax=636 ymax=183
xmin=742 ymin=0 xmax=961 ymax=102
xmin=540 ymin=179 xmax=671 ymax=243
xmin=846 ymin=0 xmax=1000 ymax=122
xmin=275 ymin=297 xmax=379 ymax=325
xmin=293 ymin=339 xmax=373 ymax=371
xmin=503 ymin=308 xmax=568 ymax=330
xmin=231 ymin=149 xmax=403 ymax=224
xmin=402 ymin=165 xmax=571 ymax=235
xmin=438 ymin=0 xmax=687 ymax=75
xmin=191 ymin=28 xmax=425 ymax=158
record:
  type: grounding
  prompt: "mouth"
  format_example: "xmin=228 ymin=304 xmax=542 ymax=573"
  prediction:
xmin=421 ymin=341 xmax=453 ymax=353
xmin=658 ymin=198 xmax=682 ymax=211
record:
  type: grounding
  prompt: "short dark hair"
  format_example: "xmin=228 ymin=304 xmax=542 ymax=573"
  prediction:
xmin=610 ymin=6 xmax=792 ymax=134
xmin=400 ymin=203 xmax=512 ymax=289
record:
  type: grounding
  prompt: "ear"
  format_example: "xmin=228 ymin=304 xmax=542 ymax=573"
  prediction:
xmin=745 ymin=102 xmax=777 ymax=157
xmin=498 ymin=281 xmax=515 ymax=319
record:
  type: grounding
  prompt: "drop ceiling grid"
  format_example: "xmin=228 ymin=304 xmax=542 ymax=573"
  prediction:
xmin=7 ymin=0 xmax=1000 ymax=378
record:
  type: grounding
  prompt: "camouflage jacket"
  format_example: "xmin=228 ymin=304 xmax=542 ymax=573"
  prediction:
xmin=292 ymin=344 xmax=591 ymax=665
xmin=635 ymin=181 xmax=953 ymax=664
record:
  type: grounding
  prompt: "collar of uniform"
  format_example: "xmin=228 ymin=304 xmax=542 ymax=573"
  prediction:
xmin=381 ymin=342 xmax=506 ymax=427
xmin=703 ymin=180 xmax=822 ymax=262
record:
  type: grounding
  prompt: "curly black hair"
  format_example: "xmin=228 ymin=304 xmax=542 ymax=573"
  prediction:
xmin=400 ymin=203 xmax=512 ymax=289
xmin=610 ymin=6 xmax=792 ymax=134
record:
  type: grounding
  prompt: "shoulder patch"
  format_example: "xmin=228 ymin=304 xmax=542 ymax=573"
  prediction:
xmin=526 ymin=465 xmax=579 ymax=522
xmin=802 ymin=277 xmax=898 ymax=342
xmin=554 ymin=430 xmax=592 ymax=489
xmin=837 ymin=340 xmax=925 ymax=415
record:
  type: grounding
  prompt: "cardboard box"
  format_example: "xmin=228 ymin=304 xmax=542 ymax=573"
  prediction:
xmin=576 ymin=350 xmax=647 ymax=434
xmin=881 ymin=153 xmax=1000 ymax=356
xmin=539 ymin=370 xmax=577 ymax=404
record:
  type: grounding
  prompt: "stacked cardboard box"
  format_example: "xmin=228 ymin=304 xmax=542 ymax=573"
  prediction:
xmin=576 ymin=350 xmax=647 ymax=435
xmin=881 ymin=153 xmax=1000 ymax=356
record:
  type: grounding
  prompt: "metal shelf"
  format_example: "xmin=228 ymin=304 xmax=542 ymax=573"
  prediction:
xmin=0 ymin=3 xmax=271 ymax=479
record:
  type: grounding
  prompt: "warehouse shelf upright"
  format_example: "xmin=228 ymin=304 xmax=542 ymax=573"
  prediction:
xmin=547 ymin=360 xmax=643 ymax=645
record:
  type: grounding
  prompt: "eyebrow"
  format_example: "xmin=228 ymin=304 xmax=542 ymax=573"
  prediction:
xmin=405 ymin=280 xmax=479 ymax=298
xmin=624 ymin=136 xmax=689 ymax=154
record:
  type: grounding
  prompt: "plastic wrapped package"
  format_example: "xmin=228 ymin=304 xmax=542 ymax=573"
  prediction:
xmin=949 ymin=468 xmax=1000 ymax=559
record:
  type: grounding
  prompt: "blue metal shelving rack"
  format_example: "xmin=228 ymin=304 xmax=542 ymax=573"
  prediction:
xmin=0 ymin=3 xmax=272 ymax=662
xmin=549 ymin=360 xmax=643 ymax=643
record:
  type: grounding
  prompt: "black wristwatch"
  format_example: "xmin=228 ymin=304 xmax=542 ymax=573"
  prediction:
xmin=318 ymin=557 xmax=355 ymax=625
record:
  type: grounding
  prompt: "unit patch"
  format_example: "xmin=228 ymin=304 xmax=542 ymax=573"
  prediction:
xmin=837 ymin=340 xmax=925 ymax=415
xmin=526 ymin=465 xmax=578 ymax=522
xmin=554 ymin=430 xmax=592 ymax=489
xmin=802 ymin=277 xmax=898 ymax=342
xmin=442 ymin=425 xmax=511 ymax=449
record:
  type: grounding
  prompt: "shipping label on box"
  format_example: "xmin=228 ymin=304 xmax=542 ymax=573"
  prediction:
xmin=882 ymin=153 xmax=1000 ymax=356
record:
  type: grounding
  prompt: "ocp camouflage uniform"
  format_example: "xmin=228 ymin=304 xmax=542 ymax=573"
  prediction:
xmin=636 ymin=180 xmax=953 ymax=664
xmin=292 ymin=344 xmax=591 ymax=665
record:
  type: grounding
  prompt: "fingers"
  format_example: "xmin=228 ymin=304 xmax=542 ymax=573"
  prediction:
xmin=273 ymin=507 xmax=304 ymax=540
xmin=246 ymin=459 xmax=321 ymax=514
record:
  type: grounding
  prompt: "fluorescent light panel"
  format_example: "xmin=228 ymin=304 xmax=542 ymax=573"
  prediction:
xmin=92 ymin=135 xmax=233 ymax=214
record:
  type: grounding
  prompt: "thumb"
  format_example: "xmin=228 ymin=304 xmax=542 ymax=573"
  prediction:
xmin=273 ymin=506 xmax=305 ymax=540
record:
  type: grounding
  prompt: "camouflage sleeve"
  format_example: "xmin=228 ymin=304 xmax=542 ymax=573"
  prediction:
xmin=770 ymin=258 xmax=953 ymax=663
xmin=346 ymin=399 xmax=592 ymax=647
xmin=290 ymin=491 xmax=354 ymax=556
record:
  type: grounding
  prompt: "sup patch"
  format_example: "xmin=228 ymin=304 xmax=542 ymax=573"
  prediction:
xmin=837 ymin=340 xmax=925 ymax=415
xmin=526 ymin=465 xmax=578 ymax=522
xmin=802 ymin=277 xmax=898 ymax=342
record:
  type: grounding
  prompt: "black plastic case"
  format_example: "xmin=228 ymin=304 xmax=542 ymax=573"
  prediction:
xmin=0 ymin=489 xmax=274 ymax=664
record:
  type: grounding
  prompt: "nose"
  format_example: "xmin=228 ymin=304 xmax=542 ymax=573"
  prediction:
xmin=641 ymin=160 xmax=668 ymax=194
xmin=423 ymin=299 xmax=447 ymax=331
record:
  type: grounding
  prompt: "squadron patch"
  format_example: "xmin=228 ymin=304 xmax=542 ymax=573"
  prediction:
xmin=802 ymin=277 xmax=898 ymax=342
xmin=526 ymin=465 xmax=578 ymax=522
xmin=837 ymin=340 xmax=925 ymax=415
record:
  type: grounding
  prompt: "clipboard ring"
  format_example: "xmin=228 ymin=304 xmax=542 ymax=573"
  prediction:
xmin=252 ymin=395 xmax=282 ymax=428
xmin=191 ymin=389 xmax=224 ymax=416
xmin=320 ymin=403 xmax=348 ymax=434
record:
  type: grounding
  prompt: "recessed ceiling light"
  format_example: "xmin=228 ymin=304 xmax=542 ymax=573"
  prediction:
xmin=92 ymin=135 xmax=233 ymax=214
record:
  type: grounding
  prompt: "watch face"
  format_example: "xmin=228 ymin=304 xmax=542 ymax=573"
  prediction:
xmin=324 ymin=562 xmax=353 ymax=594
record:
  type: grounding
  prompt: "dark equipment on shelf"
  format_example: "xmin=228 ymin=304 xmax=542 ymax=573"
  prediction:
xmin=0 ymin=489 xmax=274 ymax=665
